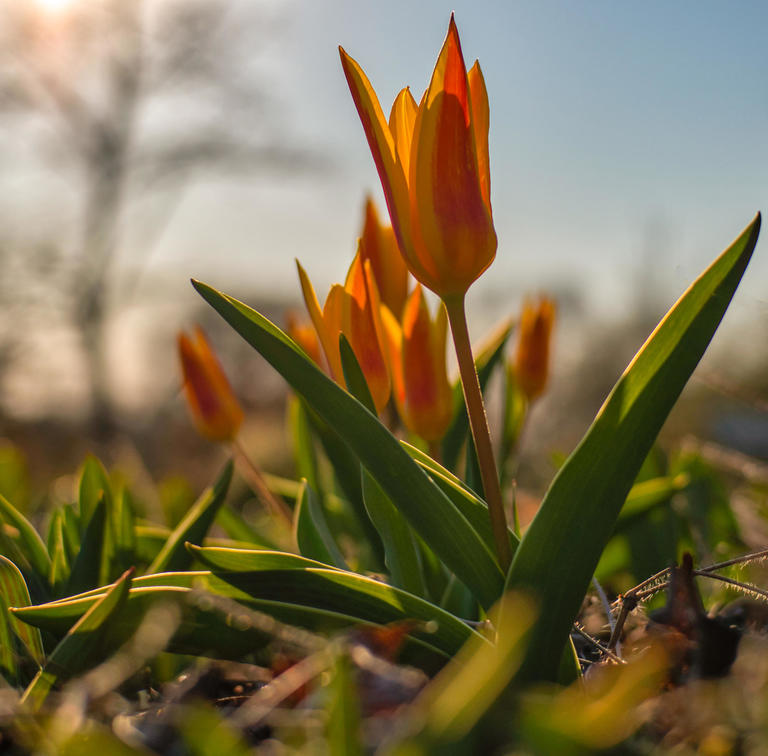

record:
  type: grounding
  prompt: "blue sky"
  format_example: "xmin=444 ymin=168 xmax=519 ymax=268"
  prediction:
xmin=174 ymin=0 xmax=767 ymax=327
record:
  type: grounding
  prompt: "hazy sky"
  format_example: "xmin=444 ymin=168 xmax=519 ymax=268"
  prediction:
xmin=170 ymin=0 xmax=768 ymax=328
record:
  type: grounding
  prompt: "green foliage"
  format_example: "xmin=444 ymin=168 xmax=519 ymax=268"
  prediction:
xmin=504 ymin=214 xmax=761 ymax=682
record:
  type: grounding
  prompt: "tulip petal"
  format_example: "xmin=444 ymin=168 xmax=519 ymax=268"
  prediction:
xmin=410 ymin=18 xmax=497 ymax=298
xmin=341 ymin=252 xmax=391 ymax=413
xmin=340 ymin=47 xmax=413 ymax=263
xmin=296 ymin=260 xmax=343 ymax=383
xmin=379 ymin=304 xmax=405 ymax=413
xmin=401 ymin=286 xmax=453 ymax=442
xmin=360 ymin=197 xmax=409 ymax=317
xmin=468 ymin=61 xmax=491 ymax=212
xmin=389 ymin=88 xmax=418 ymax=180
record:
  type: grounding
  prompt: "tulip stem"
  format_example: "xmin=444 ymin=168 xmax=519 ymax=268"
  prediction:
xmin=444 ymin=296 xmax=511 ymax=571
xmin=231 ymin=438 xmax=293 ymax=526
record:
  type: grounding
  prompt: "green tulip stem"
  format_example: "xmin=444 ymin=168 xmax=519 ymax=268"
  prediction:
xmin=444 ymin=296 xmax=511 ymax=571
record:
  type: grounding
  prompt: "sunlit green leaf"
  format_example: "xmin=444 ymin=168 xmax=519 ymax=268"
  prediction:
xmin=505 ymin=214 xmax=761 ymax=683
xmin=21 ymin=568 xmax=133 ymax=711
xmin=295 ymin=479 xmax=349 ymax=569
xmin=193 ymin=280 xmax=504 ymax=609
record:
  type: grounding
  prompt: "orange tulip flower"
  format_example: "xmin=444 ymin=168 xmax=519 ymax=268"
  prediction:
xmin=178 ymin=326 xmax=243 ymax=442
xmin=297 ymin=251 xmax=391 ymax=413
xmin=359 ymin=196 xmax=409 ymax=318
xmin=285 ymin=310 xmax=323 ymax=368
xmin=381 ymin=285 xmax=452 ymax=443
xmin=340 ymin=15 xmax=496 ymax=301
xmin=515 ymin=297 xmax=556 ymax=401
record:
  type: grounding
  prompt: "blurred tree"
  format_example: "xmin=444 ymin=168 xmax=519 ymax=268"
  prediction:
xmin=0 ymin=0 xmax=320 ymax=435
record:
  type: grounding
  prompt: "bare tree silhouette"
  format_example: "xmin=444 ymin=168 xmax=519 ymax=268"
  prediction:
xmin=0 ymin=0 xmax=321 ymax=434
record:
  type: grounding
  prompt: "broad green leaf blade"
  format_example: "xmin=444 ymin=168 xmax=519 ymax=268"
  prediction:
xmin=0 ymin=493 xmax=51 ymax=581
xmin=306 ymin=407 xmax=385 ymax=570
xmin=294 ymin=479 xmax=349 ymax=569
xmin=0 ymin=555 xmax=44 ymax=683
xmin=65 ymin=494 xmax=107 ymax=596
xmin=505 ymin=214 xmax=761 ymax=683
xmin=114 ymin=488 xmax=138 ymax=573
xmin=48 ymin=512 xmax=71 ymax=596
xmin=288 ymin=395 xmax=320 ymax=492
xmin=78 ymin=455 xmax=112 ymax=527
xmin=404 ymin=442 xmax=519 ymax=557
xmin=14 ymin=565 xmax=479 ymax=669
xmin=21 ymin=568 xmax=133 ymax=711
xmin=392 ymin=593 xmax=535 ymax=751
xmin=193 ymin=280 xmax=504 ymax=609
xmin=147 ymin=460 xmax=233 ymax=574
xmin=616 ymin=473 xmax=690 ymax=528
xmin=340 ymin=335 xmax=425 ymax=594
xmin=215 ymin=505 xmax=279 ymax=550
xmin=339 ymin=333 xmax=376 ymax=414
xmin=361 ymin=470 xmax=426 ymax=598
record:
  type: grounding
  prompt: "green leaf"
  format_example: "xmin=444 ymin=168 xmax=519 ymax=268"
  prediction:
xmin=48 ymin=512 xmax=71 ymax=596
xmin=21 ymin=568 xmax=133 ymax=711
xmin=616 ymin=473 xmax=690 ymax=528
xmin=505 ymin=214 xmax=761 ymax=683
xmin=113 ymin=488 xmax=138 ymax=572
xmin=289 ymin=395 xmax=320 ymax=492
xmin=294 ymin=479 xmax=349 ymax=569
xmin=0 ymin=493 xmax=51 ymax=581
xmin=193 ymin=281 xmax=504 ymax=609
xmin=327 ymin=650 xmax=363 ymax=756
xmin=305 ymin=408 xmax=385 ymax=570
xmin=77 ymin=455 xmax=112 ymax=527
xmin=404 ymin=442 xmax=519 ymax=557
xmin=361 ymin=470 xmax=425 ymax=597
xmin=391 ymin=592 xmax=536 ymax=751
xmin=339 ymin=333 xmax=425 ymax=594
xmin=14 ymin=561 xmax=479 ymax=670
xmin=65 ymin=494 xmax=108 ymax=596
xmin=147 ymin=460 xmax=233 ymax=574
xmin=215 ymin=505 xmax=279 ymax=550
xmin=0 ymin=555 xmax=44 ymax=683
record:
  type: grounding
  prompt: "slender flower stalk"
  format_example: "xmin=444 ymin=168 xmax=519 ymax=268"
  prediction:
xmin=444 ymin=296 xmax=511 ymax=570
xmin=230 ymin=438 xmax=292 ymax=526
xmin=178 ymin=326 xmax=291 ymax=525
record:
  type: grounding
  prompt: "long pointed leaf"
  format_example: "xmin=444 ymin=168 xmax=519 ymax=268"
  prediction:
xmin=294 ymin=479 xmax=349 ymax=569
xmin=147 ymin=460 xmax=233 ymax=574
xmin=21 ymin=568 xmax=133 ymax=711
xmin=192 ymin=280 xmax=504 ymax=608
xmin=0 ymin=493 xmax=51 ymax=581
xmin=0 ymin=555 xmax=44 ymax=683
xmin=505 ymin=214 xmax=761 ymax=682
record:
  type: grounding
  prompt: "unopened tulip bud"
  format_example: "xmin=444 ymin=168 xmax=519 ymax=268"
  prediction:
xmin=178 ymin=327 xmax=243 ymax=442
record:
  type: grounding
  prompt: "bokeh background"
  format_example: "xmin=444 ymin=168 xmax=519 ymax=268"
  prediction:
xmin=0 ymin=0 xmax=766 ymax=491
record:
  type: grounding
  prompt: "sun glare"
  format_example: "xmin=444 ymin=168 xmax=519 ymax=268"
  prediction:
xmin=35 ymin=0 xmax=73 ymax=12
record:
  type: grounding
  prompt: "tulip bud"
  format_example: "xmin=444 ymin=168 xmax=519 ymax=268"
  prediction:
xmin=178 ymin=327 xmax=243 ymax=442
xmin=515 ymin=297 xmax=556 ymax=401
